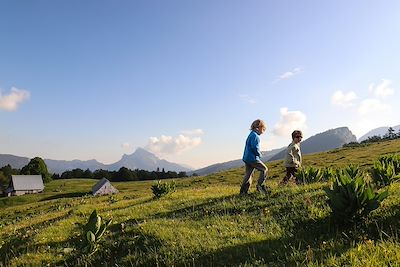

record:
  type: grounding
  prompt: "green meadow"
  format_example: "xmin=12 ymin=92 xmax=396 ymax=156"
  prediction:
xmin=1 ymin=139 xmax=400 ymax=266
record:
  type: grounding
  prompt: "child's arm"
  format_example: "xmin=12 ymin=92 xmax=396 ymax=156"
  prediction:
xmin=287 ymin=145 xmax=300 ymax=167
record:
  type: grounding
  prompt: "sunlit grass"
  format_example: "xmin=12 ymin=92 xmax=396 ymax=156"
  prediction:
xmin=0 ymin=139 xmax=400 ymax=266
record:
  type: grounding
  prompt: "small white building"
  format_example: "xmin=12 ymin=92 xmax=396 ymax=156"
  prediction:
xmin=92 ymin=178 xmax=119 ymax=196
xmin=6 ymin=175 xmax=44 ymax=197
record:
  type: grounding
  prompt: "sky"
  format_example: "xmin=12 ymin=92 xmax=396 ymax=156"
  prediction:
xmin=1 ymin=1 xmax=400 ymax=169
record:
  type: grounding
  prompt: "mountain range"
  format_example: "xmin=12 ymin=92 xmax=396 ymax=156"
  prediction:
xmin=358 ymin=125 xmax=400 ymax=142
xmin=0 ymin=148 xmax=192 ymax=174
xmin=0 ymin=125 xmax=393 ymax=175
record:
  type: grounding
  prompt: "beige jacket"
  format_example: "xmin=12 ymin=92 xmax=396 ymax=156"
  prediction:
xmin=284 ymin=141 xmax=302 ymax=168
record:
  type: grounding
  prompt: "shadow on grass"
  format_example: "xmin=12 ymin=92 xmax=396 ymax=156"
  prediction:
xmin=58 ymin=227 xmax=164 ymax=267
xmin=0 ymin=212 xmax=75 ymax=265
xmin=150 ymin=189 xmax=311 ymax=221
xmin=140 ymin=187 xmax=398 ymax=266
xmin=40 ymin=191 xmax=91 ymax=201
xmin=185 ymin=216 xmax=352 ymax=266
xmin=365 ymin=203 xmax=400 ymax=241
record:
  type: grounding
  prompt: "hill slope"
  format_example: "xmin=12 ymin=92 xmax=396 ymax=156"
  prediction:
xmin=1 ymin=139 xmax=400 ymax=266
xmin=191 ymin=147 xmax=285 ymax=176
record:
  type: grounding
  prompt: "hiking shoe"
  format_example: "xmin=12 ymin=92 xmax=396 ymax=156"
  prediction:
xmin=279 ymin=179 xmax=289 ymax=186
xmin=256 ymin=184 xmax=270 ymax=194
xmin=295 ymin=179 xmax=303 ymax=185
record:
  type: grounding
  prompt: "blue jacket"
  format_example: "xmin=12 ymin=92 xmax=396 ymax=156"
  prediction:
xmin=242 ymin=130 xmax=262 ymax=163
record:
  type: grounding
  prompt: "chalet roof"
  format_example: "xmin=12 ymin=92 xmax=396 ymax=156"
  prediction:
xmin=92 ymin=177 xmax=111 ymax=193
xmin=9 ymin=175 xmax=44 ymax=191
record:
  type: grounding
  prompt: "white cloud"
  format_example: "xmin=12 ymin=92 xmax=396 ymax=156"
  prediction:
xmin=275 ymin=67 xmax=303 ymax=82
xmin=368 ymin=79 xmax=394 ymax=98
xmin=358 ymin=98 xmax=391 ymax=115
xmin=146 ymin=134 xmax=202 ymax=155
xmin=331 ymin=90 xmax=357 ymax=107
xmin=239 ymin=94 xmax=256 ymax=104
xmin=181 ymin=129 xmax=204 ymax=136
xmin=121 ymin=142 xmax=132 ymax=149
xmin=0 ymin=87 xmax=30 ymax=111
xmin=273 ymin=107 xmax=307 ymax=136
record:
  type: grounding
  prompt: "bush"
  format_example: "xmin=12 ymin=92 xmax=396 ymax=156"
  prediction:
xmin=370 ymin=160 xmax=400 ymax=188
xmin=151 ymin=180 xmax=176 ymax=198
xmin=296 ymin=166 xmax=323 ymax=184
xmin=325 ymin=168 xmax=388 ymax=224
xmin=379 ymin=154 xmax=400 ymax=173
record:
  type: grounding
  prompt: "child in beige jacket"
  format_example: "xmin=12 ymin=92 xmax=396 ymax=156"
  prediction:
xmin=280 ymin=130 xmax=303 ymax=185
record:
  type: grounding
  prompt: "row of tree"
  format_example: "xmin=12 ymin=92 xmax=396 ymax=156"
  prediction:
xmin=344 ymin=127 xmax=400 ymax=147
xmin=53 ymin=167 xmax=188 ymax=182
xmin=0 ymin=157 xmax=189 ymax=190
xmin=0 ymin=157 xmax=51 ymax=191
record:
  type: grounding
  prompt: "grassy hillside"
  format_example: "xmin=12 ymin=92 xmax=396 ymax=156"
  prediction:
xmin=1 ymin=139 xmax=400 ymax=266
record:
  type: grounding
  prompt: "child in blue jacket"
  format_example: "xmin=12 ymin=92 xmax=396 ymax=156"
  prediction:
xmin=240 ymin=119 xmax=269 ymax=195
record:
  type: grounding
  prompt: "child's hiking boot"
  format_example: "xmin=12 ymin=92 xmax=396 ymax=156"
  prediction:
xmin=295 ymin=179 xmax=303 ymax=185
xmin=256 ymin=184 xmax=270 ymax=194
xmin=279 ymin=179 xmax=289 ymax=186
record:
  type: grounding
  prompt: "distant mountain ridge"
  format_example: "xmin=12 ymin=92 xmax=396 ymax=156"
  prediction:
xmin=107 ymin=148 xmax=192 ymax=172
xmin=358 ymin=125 xmax=400 ymax=142
xmin=0 ymin=126 xmax=365 ymax=175
xmin=44 ymin=159 xmax=107 ymax=174
xmin=269 ymin=126 xmax=357 ymax=161
xmin=0 ymin=148 xmax=192 ymax=174
xmin=0 ymin=154 xmax=30 ymax=169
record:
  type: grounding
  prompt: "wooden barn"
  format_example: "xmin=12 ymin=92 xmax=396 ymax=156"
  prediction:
xmin=6 ymin=175 xmax=44 ymax=197
xmin=92 ymin=178 xmax=119 ymax=196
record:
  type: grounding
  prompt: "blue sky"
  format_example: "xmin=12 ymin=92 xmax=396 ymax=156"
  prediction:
xmin=1 ymin=1 xmax=400 ymax=169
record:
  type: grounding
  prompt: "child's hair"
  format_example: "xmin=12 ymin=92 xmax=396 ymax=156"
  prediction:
xmin=291 ymin=130 xmax=303 ymax=139
xmin=250 ymin=119 xmax=266 ymax=131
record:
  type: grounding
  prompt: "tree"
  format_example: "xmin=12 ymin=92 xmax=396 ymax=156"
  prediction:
xmin=116 ymin=167 xmax=136 ymax=181
xmin=93 ymin=169 xmax=112 ymax=180
xmin=0 ymin=171 xmax=9 ymax=191
xmin=83 ymin=169 xmax=93 ymax=179
xmin=178 ymin=171 xmax=187 ymax=178
xmin=361 ymin=135 xmax=382 ymax=144
xmin=387 ymin=127 xmax=396 ymax=139
xmin=0 ymin=164 xmax=19 ymax=177
xmin=21 ymin=157 xmax=51 ymax=183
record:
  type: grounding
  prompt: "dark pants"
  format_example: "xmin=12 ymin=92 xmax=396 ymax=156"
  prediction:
xmin=240 ymin=161 xmax=268 ymax=194
xmin=281 ymin=167 xmax=297 ymax=184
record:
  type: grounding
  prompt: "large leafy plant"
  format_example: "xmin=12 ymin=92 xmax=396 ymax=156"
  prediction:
xmin=82 ymin=210 xmax=112 ymax=255
xmin=325 ymin=168 xmax=388 ymax=224
xmin=341 ymin=164 xmax=363 ymax=178
xmin=296 ymin=166 xmax=323 ymax=184
xmin=379 ymin=154 xmax=400 ymax=173
xmin=321 ymin=167 xmax=336 ymax=182
xmin=370 ymin=160 xmax=400 ymax=188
